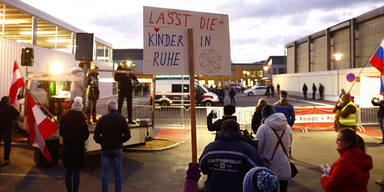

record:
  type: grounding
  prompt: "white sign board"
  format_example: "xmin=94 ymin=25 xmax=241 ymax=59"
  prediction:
xmin=143 ymin=6 xmax=231 ymax=76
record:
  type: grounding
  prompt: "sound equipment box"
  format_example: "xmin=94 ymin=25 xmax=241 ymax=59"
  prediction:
xmin=75 ymin=33 xmax=94 ymax=61
xmin=21 ymin=47 xmax=34 ymax=66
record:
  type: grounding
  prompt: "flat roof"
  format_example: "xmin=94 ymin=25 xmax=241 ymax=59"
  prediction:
xmin=1 ymin=0 xmax=112 ymax=47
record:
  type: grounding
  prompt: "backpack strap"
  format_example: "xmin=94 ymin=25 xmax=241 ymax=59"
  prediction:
xmin=270 ymin=128 xmax=286 ymax=161
xmin=271 ymin=128 xmax=289 ymax=159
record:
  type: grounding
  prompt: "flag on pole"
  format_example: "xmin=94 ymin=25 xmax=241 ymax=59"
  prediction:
xmin=26 ymin=93 xmax=58 ymax=161
xmin=9 ymin=61 xmax=25 ymax=108
xmin=369 ymin=39 xmax=384 ymax=96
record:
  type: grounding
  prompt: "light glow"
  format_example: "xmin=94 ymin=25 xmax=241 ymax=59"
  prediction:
xmin=333 ymin=53 xmax=343 ymax=61
xmin=49 ymin=62 xmax=64 ymax=75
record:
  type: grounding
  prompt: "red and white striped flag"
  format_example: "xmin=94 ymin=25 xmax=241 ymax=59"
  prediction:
xmin=9 ymin=61 xmax=25 ymax=108
xmin=27 ymin=93 xmax=58 ymax=161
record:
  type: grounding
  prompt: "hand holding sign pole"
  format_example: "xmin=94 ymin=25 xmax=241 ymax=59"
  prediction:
xmin=188 ymin=28 xmax=197 ymax=164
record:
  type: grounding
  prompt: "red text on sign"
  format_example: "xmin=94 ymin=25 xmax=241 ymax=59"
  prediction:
xmin=200 ymin=17 xmax=217 ymax=31
xmin=149 ymin=11 xmax=191 ymax=27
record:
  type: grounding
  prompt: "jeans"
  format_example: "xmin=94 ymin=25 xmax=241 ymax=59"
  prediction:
xmin=65 ymin=167 xmax=80 ymax=192
xmin=0 ymin=129 xmax=12 ymax=161
xmin=101 ymin=149 xmax=123 ymax=192
xmin=379 ymin=117 xmax=384 ymax=142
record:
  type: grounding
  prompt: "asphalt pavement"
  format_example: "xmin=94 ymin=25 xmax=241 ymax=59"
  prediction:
xmin=1 ymin=93 xmax=384 ymax=191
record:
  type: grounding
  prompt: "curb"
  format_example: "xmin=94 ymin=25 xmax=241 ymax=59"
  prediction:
xmin=124 ymin=139 xmax=186 ymax=152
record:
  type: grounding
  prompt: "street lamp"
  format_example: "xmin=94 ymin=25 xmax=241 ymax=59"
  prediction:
xmin=333 ymin=53 xmax=343 ymax=95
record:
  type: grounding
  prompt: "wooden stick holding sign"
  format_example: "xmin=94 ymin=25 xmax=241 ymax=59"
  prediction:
xmin=188 ymin=28 xmax=197 ymax=164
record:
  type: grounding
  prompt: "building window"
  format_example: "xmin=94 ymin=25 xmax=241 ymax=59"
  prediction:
xmin=1 ymin=4 xmax=33 ymax=44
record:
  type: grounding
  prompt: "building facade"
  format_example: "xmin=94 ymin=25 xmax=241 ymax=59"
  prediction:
xmin=275 ymin=5 xmax=384 ymax=105
xmin=0 ymin=0 xmax=114 ymax=98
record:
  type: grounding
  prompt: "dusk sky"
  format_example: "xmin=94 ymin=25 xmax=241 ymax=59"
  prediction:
xmin=20 ymin=0 xmax=384 ymax=63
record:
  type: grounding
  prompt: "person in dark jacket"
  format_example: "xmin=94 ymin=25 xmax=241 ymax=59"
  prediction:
xmin=0 ymin=96 xmax=19 ymax=165
xmin=312 ymin=83 xmax=317 ymax=100
xmin=251 ymin=98 xmax=268 ymax=134
xmin=59 ymin=97 xmax=89 ymax=192
xmin=229 ymin=87 xmax=236 ymax=105
xmin=319 ymin=83 xmax=324 ymax=100
xmin=94 ymin=100 xmax=131 ymax=192
xmin=199 ymin=119 xmax=264 ymax=192
xmin=371 ymin=97 xmax=384 ymax=144
xmin=114 ymin=61 xmax=138 ymax=123
xmin=321 ymin=128 xmax=372 ymax=192
xmin=207 ymin=104 xmax=236 ymax=140
xmin=302 ymin=83 xmax=308 ymax=99
xmin=277 ymin=84 xmax=280 ymax=95
xmin=274 ymin=91 xmax=295 ymax=127
xmin=86 ymin=64 xmax=100 ymax=123
xmin=217 ymin=86 xmax=225 ymax=106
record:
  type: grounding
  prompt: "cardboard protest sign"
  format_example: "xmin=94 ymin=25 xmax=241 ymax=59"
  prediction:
xmin=143 ymin=6 xmax=230 ymax=76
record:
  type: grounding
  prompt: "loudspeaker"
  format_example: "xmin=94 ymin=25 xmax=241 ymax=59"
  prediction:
xmin=75 ymin=33 xmax=94 ymax=61
xmin=21 ymin=47 xmax=34 ymax=66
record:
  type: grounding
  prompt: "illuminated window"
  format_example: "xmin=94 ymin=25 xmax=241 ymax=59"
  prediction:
xmin=1 ymin=4 xmax=33 ymax=44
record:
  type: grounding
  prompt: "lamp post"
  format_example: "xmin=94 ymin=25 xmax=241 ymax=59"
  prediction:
xmin=333 ymin=53 xmax=343 ymax=96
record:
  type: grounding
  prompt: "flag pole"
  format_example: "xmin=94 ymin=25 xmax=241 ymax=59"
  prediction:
xmin=188 ymin=28 xmax=198 ymax=164
xmin=25 ymin=88 xmax=58 ymax=124
xmin=347 ymin=39 xmax=384 ymax=94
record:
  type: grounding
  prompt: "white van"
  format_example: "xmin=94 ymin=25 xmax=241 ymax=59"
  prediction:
xmin=150 ymin=78 xmax=219 ymax=106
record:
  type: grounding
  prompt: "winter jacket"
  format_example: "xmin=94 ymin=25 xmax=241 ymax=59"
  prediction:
xmin=0 ymin=101 xmax=19 ymax=131
xmin=371 ymin=99 xmax=384 ymax=117
xmin=321 ymin=147 xmax=373 ymax=192
xmin=251 ymin=109 xmax=263 ymax=134
xmin=274 ymin=100 xmax=295 ymax=127
xmin=199 ymin=130 xmax=264 ymax=192
xmin=207 ymin=115 xmax=237 ymax=140
xmin=86 ymin=72 xmax=100 ymax=100
xmin=69 ymin=67 xmax=84 ymax=101
xmin=93 ymin=110 xmax=131 ymax=149
xmin=114 ymin=65 xmax=137 ymax=95
xmin=334 ymin=101 xmax=357 ymax=131
xmin=256 ymin=112 xmax=292 ymax=180
xmin=59 ymin=110 xmax=89 ymax=168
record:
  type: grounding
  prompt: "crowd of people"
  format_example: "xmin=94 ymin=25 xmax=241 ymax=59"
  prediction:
xmin=183 ymin=89 xmax=375 ymax=192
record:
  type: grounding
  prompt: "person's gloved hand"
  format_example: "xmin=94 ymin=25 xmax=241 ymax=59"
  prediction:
xmin=186 ymin=163 xmax=201 ymax=181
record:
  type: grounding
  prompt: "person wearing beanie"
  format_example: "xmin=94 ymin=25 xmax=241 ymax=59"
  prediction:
xmin=59 ymin=97 xmax=89 ymax=192
xmin=256 ymin=105 xmax=292 ymax=192
xmin=207 ymin=104 xmax=237 ymax=140
xmin=274 ymin=91 xmax=295 ymax=127
xmin=243 ymin=167 xmax=280 ymax=192
xmin=200 ymin=119 xmax=264 ymax=192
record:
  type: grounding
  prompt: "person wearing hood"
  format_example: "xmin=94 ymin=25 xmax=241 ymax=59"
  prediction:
xmin=69 ymin=62 xmax=85 ymax=101
xmin=59 ymin=97 xmax=89 ymax=192
xmin=255 ymin=104 xmax=292 ymax=192
xmin=320 ymin=128 xmax=372 ymax=192
xmin=199 ymin=119 xmax=264 ymax=192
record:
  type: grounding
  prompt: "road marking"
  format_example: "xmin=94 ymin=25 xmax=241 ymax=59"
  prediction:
xmin=0 ymin=173 xmax=62 ymax=179
xmin=289 ymin=98 xmax=333 ymax=107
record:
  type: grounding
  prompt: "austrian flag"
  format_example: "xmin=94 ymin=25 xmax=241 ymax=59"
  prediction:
xmin=8 ymin=61 xmax=25 ymax=107
xmin=27 ymin=93 xmax=58 ymax=161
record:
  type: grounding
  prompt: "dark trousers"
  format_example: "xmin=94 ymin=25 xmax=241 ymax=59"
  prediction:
xmin=87 ymin=99 xmax=97 ymax=115
xmin=379 ymin=117 xmax=384 ymax=142
xmin=279 ymin=180 xmax=288 ymax=192
xmin=312 ymin=92 xmax=316 ymax=99
xmin=303 ymin=92 xmax=307 ymax=99
xmin=117 ymin=93 xmax=133 ymax=122
xmin=65 ymin=167 xmax=80 ymax=192
xmin=0 ymin=129 xmax=12 ymax=161
xmin=230 ymin=96 xmax=236 ymax=105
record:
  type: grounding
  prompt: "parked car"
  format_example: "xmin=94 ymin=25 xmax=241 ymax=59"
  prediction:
xmin=244 ymin=85 xmax=267 ymax=96
xmin=230 ymin=83 xmax=245 ymax=92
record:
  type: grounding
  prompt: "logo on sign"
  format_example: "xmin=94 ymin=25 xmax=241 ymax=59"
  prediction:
xmin=346 ymin=73 xmax=356 ymax=82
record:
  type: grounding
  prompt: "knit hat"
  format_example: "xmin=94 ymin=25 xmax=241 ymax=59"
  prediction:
xmin=72 ymin=97 xmax=83 ymax=111
xmin=243 ymin=167 xmax=280 ymax=192
xmin=280 ymin=91 xmax=287 ymax=98
xmin=262 ymin=104 xmax=276 ymax=118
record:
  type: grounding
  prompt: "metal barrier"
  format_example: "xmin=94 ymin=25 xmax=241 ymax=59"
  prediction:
xmin=359 ymin=107 xmax=379 ymax=127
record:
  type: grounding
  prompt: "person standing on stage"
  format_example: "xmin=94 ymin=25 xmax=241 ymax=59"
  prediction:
xmin=0 ymin=96 xmax=19 ymax=165
xmin=114 ymin=61 xmax=138 ymax=124
xmin=86 ymin=64 xmax=100 ymax=123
